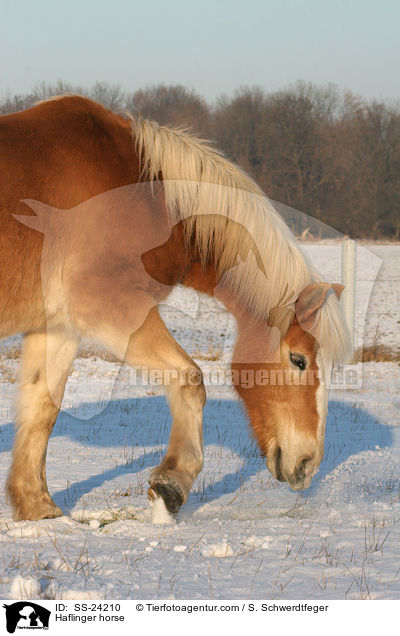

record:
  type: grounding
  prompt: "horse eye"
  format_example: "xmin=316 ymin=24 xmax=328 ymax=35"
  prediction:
xmin=289 ymin=352 xmax=307 ymax=370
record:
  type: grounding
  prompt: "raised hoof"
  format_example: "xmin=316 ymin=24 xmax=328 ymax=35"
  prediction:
xmin=148 ymin=480 xmax=184 ymax=516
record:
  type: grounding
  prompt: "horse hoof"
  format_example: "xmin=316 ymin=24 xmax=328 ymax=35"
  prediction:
xmin=12 ymin=502 xmax=63 ymax=522
xmin=42 ymin=504 xmax=63 ymax=519
xmin=148 ymin=480 xmax=184 ymax=516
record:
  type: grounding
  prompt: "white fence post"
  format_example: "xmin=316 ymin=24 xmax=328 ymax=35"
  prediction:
xmin=341 ymin=238 xmax=356 ymax=354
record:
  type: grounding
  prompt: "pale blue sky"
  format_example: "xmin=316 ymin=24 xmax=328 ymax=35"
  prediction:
xmin=1 ymin=0 xmax=399 ymax=102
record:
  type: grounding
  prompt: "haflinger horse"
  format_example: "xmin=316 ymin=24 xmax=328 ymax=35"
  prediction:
xmin=0 ymin=95 xmax=350 ymax=522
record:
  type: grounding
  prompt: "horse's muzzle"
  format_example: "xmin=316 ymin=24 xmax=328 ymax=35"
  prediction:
xmin=267 ymin=446 xmax=318 ymax=491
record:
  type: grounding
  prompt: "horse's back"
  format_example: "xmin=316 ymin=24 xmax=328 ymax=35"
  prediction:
xmin=0 ymin=95 xmax=138 ymax=206
xmin=0 ymin=96 xmax=139 ymax=338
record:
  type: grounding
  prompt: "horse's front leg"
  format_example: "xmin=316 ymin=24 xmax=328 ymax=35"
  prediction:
xmin=7 ymin=329 xmax=79 ymax=521
xmin=125 ymin=309 xmax=206 ymax=518
xmin=148 ymin=363 xmax=206 ymax=517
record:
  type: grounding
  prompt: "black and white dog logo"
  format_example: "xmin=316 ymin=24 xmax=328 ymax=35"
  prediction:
xmin=3 ymin=602 xmax=50 ymax=633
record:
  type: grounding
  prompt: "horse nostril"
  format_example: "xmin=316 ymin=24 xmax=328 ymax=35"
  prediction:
xmin=275 ymin=446 xmax=285 ymax=482
xmin=295 ymin=457 xmax=311 ymax=482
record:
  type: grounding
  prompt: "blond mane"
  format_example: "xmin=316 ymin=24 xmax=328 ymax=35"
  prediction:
xmin=132 ymin=116 xmax=350 ymax=364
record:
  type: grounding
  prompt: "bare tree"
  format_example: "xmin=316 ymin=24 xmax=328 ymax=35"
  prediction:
xmin=128 ymin=84 xmax=211 ymax=135
xmin=1 ymin=80 xmax=399 ymax=238
xmin=89 ymin=82 xmax=126 ymax=111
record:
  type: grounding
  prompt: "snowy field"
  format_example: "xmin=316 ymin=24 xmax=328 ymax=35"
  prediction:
xmin=0 ymin=244 xmax=398 ymax=600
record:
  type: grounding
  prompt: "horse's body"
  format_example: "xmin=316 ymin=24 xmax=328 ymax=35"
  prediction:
xmin=0 ymin=96 xmax=350 ymax=521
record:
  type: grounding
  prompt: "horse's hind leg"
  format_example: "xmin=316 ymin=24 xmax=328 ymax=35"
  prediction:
xmin=124 ymin=308 xmax=206 ymax=518
xmin=7 ymin=329 xmax=79 ymax=521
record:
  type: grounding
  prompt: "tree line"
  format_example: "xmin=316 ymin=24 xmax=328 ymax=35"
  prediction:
xmin=1 ymin=80 xmax=399 ymax=239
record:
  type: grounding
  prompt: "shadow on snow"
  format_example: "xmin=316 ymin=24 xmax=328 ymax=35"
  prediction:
xmin=0 ymin=396 xmax=392 ymax=515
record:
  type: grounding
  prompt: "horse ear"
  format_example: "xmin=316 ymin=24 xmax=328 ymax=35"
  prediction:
xmin=331 ymin=283 xmax=344 ymax=300
xmin=13 ymin=199 xmax=56 ymax=234
xmin=295 ymin=282 xmax=343 ymax=331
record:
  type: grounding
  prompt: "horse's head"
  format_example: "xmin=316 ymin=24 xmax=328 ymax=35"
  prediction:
xmin=233 ymin=282 xmax=346 ymax=491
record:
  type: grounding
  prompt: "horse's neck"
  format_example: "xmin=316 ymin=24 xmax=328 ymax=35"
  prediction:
xmin=183 ymin=259 xmax=251 ymax=326
xmin=182 ymin=260 xmax=218 ymax=297
xmin=183 ymin=259 xmax=281 ymax=364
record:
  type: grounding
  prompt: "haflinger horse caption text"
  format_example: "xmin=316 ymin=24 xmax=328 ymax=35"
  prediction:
xmin=0 ymin=599 xmax=394 ymax=634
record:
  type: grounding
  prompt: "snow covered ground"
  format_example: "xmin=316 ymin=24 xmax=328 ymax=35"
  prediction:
xmin=0 ymin=244 xmax=398 ymax=600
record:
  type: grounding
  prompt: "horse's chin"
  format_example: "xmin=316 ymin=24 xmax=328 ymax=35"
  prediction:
xmin=286 ymin=472 xmax=315 ymax=491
